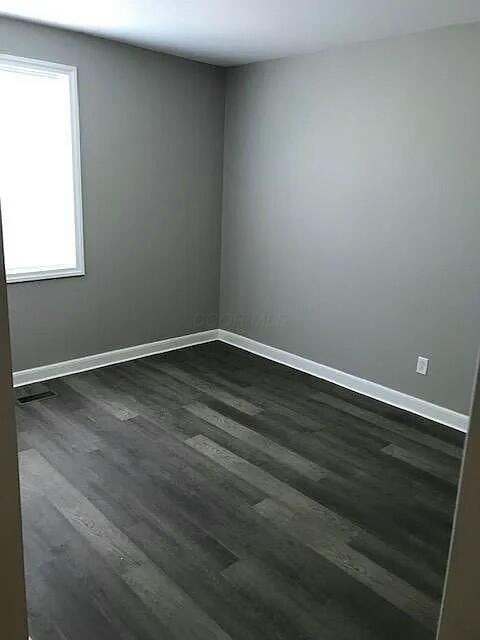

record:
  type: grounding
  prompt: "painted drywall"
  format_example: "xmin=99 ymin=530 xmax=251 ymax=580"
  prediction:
xmin=220 ymin=22 xmax=480 ymax=415
xmin=0 ymin=225 xmax=28 ymax=640
xmin=1 ymin=17 xmax=225 ymax=372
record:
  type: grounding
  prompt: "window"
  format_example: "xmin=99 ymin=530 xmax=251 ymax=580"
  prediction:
xmin=0 ymin=56 xmax=84 ymax=283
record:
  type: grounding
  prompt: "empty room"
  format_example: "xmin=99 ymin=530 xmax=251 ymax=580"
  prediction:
xmin=1 ymin=2 xmax=480 ymax=639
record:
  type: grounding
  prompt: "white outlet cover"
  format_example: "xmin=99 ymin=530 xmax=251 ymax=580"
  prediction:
xmin=416 ymin=356 xmax=429 ymax=375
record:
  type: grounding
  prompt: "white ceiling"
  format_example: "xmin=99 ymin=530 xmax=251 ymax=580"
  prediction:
xmin=1 ymin=0 xmax=480 ymax=66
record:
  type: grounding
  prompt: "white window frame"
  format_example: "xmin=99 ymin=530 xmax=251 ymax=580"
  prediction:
xmin=0 ymin=54 xmax=85 ymax=284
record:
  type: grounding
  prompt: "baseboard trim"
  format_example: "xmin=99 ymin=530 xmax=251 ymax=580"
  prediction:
xmin=12 ymin=329 xmax=219 ymax=388
xmin=13 ymin=327 xmax=469 ymax=433
xmin=217 ymin=330 xmax=469 ymax=433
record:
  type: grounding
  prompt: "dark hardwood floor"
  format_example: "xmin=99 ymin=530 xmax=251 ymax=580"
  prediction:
xmin=16 ymin=341 xmax=464 ymax=640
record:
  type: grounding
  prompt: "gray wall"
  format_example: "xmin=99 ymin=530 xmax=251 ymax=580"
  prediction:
xmin=3 ymin=18 xmax=480 ymax=415
xmin=221 ymin=23 xmax=480 ymax=415
xmin=1 ymin=17 xmax=225 ymax=371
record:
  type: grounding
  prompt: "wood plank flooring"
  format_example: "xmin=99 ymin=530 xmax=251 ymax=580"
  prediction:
xmin=15 ymin=341 xmax=465 ymax=640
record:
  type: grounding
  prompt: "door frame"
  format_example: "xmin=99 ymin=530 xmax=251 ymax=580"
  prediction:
xmin=436 ymin=356 xmax=480 ymax=639
xmin=0 ymin=212 xmax=28 ymax=639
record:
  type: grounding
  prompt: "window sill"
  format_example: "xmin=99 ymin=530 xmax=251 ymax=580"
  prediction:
xmin=6 ymin=267 xmax=85 ymax=284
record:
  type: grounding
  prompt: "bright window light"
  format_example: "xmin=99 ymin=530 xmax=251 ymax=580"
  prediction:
xmin=0 ymin=56 xmax=84 ymax=283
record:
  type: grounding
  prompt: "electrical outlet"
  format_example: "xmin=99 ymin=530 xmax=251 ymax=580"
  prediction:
xmin=416 ymin=356 xmax=429 ymax=375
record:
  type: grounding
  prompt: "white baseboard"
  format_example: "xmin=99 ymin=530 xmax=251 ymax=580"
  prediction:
xmin=12 ymin=329 xmax=218 ymax=387
xmin=13 ymin=327 xmax=469 ymax=433
xmin=217 ymin=330 xmax=469 ymax=433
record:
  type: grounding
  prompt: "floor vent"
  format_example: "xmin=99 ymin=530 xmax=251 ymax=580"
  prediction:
xmin=17 ymin=390 xmax=57 ymax=405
